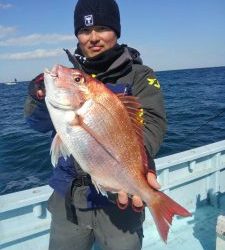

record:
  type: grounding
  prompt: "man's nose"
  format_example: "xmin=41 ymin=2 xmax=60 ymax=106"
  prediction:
xmin=90 ymin=30 xmax=99 ymax=42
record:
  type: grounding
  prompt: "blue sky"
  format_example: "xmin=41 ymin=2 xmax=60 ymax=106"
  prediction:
xmin=0 ymin=0 xmax=225 ymax=82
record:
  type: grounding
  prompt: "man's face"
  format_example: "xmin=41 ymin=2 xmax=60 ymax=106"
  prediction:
xmin=77 ymin=26 xmax=117 ymax=58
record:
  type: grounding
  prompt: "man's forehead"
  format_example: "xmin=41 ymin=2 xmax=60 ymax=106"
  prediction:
xmin=79 ymin=26 xmax=111 ymax=32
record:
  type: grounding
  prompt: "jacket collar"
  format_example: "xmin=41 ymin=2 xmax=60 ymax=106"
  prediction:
xmin=64 ymin=44 xmax=142 ymax=82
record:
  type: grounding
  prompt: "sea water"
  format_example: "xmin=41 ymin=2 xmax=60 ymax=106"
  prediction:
xmin=0 ymin=66 xmax=225 ymax=194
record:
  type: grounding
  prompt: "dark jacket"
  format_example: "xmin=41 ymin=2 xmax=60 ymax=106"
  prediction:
xmin=24 ymin=44 xmax=167 ymax=208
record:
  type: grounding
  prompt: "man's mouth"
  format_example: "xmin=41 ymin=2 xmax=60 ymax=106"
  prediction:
xmin=90 ymin=46 xmax=103 ymax=51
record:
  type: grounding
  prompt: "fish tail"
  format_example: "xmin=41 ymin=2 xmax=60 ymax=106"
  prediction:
xmin=147 ymin=191 xmax=191 ymax=243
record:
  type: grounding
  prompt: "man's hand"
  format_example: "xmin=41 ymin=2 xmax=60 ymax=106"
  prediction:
xmin=117 ymin=172 xmax=161 ymax=210
xmin=28 ymin=73 xmax=46 ymax=101
xmin=36 ymin=89 xmax=45 ymax=100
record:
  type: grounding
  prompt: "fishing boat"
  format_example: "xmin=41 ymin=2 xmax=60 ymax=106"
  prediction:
xmin=1 ymin=140 xmax=225 ymax=250
xmin=4 ymin=79 xmax=18 ymax=85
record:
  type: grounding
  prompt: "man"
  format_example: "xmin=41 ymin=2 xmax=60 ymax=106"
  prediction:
xmin=24 ymin=0 xmax=167 ymax=249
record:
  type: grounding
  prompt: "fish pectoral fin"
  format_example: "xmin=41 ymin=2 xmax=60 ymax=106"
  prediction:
xmin=50 ymin=134 xmax=71 ymax=167
xmin=92 ymin=180 xmax=108 ymax=197
xmin=72 ymin=98 xmax=121 ymax=165
xmin=73 ymin=112 xmax=121 ymax=165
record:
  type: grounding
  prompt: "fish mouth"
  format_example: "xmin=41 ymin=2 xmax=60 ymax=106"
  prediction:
xmin=44 ymin=67 xmax=73 ymax=111
xmin=46 ymin=97 xmax=73 ymax=111
xmin=44 ymin=68 xmax=58 ymax=78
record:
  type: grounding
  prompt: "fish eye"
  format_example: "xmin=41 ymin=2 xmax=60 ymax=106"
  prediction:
xmin=74 ymin=77 xmax=81 ymax=82
xmin=72 ymin=73 xmax=84 ymax=84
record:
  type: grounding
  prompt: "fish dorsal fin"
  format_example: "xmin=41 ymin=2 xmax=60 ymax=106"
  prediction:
xmin=50 ymin=133 xmax=71 ymax=167
xmin=117 ymin=94 xmax=148 ymax=171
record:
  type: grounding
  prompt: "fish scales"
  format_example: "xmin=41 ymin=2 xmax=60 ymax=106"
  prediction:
xmin=44 ymin=64 xmax=191 ymax=242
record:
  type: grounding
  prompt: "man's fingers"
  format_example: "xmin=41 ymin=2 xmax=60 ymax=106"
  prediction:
xmin=116 ymin=172 xmax=160 ymax=211
xmin=117 ymin=191 xmax=128 ymax=205
xmin=117 ymin=192 xmax=144 ymax=212
xmin=132 ymin=195 xmax=143 ymax=207
xmin=118 ymin=192 xmax=143 ymax=207
xmin=147 ymin=172 xmax=161 ymax=190
xmin=36 ymin=90 xmax=45 ymax=100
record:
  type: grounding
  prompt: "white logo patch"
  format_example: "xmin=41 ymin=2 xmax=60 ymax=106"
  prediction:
xmin=84 ymin=15 xmax=94 ymax=26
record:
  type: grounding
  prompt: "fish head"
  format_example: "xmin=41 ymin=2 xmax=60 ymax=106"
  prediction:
xmin=44 ymin=64 xmax=89 ymax=110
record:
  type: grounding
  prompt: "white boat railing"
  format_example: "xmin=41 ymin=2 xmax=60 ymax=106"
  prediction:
xmin=156 ymin=140 xmax=225 ymax=209
xmin=0 ymin=140 xmax=225 ymax=249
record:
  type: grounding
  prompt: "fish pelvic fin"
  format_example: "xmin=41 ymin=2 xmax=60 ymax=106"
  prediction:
xmin=50 ymin=134 xmax=71 ymax=167
xmin=148 ymin=191 xmax=191 ymax=243
xmin=92 ymin=180 xmax=108 ymax=197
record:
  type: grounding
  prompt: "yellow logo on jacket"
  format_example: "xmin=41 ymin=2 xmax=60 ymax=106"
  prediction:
xmin=147 ymin=78 xmax=160 ymax=89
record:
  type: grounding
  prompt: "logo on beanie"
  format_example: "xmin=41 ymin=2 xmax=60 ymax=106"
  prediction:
xmin=84 ymin=15 xmax=94 ymax=26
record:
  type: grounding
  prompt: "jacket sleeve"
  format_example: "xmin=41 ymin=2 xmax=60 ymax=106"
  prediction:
xmin=132 ymin=65 xmax=167 ymax=159
xmin=24 ymin=74 xmax=54 ymax=133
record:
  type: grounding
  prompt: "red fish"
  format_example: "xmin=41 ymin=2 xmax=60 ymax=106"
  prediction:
xmin=44 ymin=64 xmax=191 ymax=242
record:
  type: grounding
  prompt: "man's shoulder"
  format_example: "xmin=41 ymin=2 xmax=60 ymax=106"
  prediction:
xmin=115 ymin=63 xmax=155 ymax=84
xmin=31 ymin=73 xmax=44 ymax=84
xmin=133 ymin=64 xmax=153 ymax=71
xmin=132 ymin=64 xmax=155 ymax=77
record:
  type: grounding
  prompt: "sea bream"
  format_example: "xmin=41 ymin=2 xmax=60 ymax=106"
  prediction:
xmin=44 ymin=64 xmax=191 ymax=242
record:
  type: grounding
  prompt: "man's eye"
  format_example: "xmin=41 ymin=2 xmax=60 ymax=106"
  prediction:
xmin=78 ymin=28 xmax=90 ymax=34
xmin=97 ymin=26 xmax=109 ymax=32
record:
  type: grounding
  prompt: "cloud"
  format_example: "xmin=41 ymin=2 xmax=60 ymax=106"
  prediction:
xmin=0 ymin=48 xmax=65 ymax=60
xmin=0 ymin=33 xmax=74 ymax=46
xmin=0 ymin=25 xmax=17 ymax=38
xmin=0 ymin=3 xmax=13 ymax=9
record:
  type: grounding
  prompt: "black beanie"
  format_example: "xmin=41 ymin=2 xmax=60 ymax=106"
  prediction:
xmin=74 ymin=0 xmax=121 ymax=38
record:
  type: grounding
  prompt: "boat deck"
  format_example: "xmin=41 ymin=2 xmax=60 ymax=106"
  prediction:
xmin=1 ymin=197 xmax=225 ymax=250
xmin=142 ymin=194 xmax=225 ymax=250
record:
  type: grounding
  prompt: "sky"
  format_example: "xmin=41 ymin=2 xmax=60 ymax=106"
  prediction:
xmin=0 ymin=0 xmax=225 ymax=82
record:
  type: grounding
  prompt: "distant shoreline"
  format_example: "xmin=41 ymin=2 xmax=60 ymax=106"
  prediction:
xmin=156 ymin=65 xmax=225 ymax=73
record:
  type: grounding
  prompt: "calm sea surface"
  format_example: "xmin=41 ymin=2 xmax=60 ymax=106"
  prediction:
xmin=0 ymin=66 xmax=225 ymax=195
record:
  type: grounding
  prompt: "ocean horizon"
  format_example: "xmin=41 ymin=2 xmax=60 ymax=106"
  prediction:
xmin=1 ymin=65 xmax=225 ymax=84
